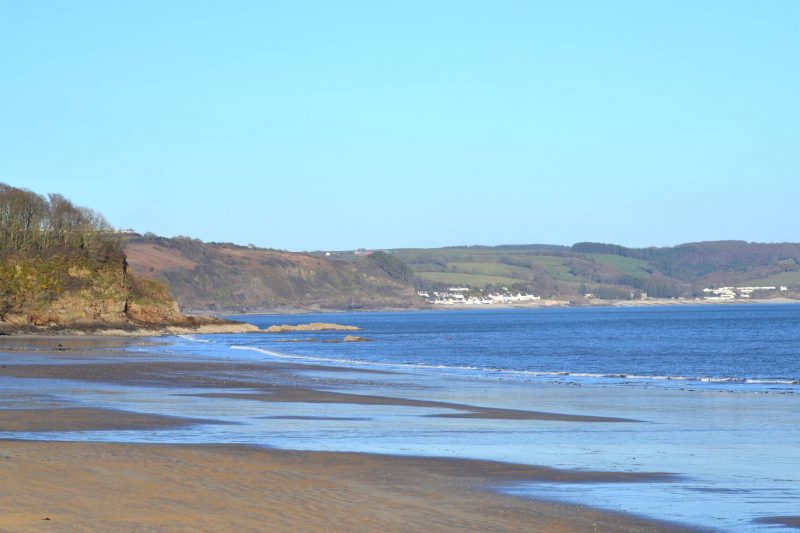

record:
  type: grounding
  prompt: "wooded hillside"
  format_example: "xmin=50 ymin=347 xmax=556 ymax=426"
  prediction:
xmin=124 ymin=236 xmax=418 ymax=312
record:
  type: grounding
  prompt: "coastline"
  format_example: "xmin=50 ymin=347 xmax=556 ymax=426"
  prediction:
xmin=2 ymin=299 xmax=796 ymax=338
xmin=4 ymin=310 xmax=799 ymax=531
xmin=0 ymin=340 xmax=701 ymax=532
xmin=202 ymin=297 xmax=800 ymax=317
xmin=0 ymin=320 xmax=260 ymax=337
xmin=417 ymin=296 xmax=800 ymax=311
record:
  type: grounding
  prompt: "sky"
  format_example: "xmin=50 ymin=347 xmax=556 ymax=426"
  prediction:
xmin=1 ymin=1 xmax=798 ymax=251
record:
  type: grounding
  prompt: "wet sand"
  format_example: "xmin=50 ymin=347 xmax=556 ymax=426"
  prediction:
xmin=0 ymin=440 xmax=694 ymax=532
xmin=1 ymin=360 xmax=633 ymax=421
xmin=191 ymin=390 xmax=636 ymax=422
xmin=0 ymin=335 xmax=150 ymax=351
xmin=754 ymin=516 xmax=800 ymax=529
xmin=0 ymin=408 xmax=224 ymax=432
xmin=0 ymin=342 xmax=696 ymax=531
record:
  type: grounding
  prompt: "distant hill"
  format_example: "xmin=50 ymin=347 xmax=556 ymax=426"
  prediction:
xmin=391 ymin=242 xmax=800 ymax=300
xmin=126 ymin=237 xmax=800 ymax=312
xmin=124 ymin=236 xmax=418 ymax=312
xmin=5 ymin=181 xmax=795 ymax=318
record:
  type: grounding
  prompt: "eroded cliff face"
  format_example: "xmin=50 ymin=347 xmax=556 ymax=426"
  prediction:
xmin=0 ymin=255 xmax=184 ymax=328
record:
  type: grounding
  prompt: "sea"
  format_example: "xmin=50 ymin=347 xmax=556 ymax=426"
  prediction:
xmin=2 ymin=303 xmax=799 ymax=531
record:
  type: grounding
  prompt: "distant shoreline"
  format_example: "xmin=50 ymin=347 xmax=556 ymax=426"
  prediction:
xmin=4 ymin=298 xmax=797 ymax=337
xmin=213 ymin=296 xmax=800 ymax=316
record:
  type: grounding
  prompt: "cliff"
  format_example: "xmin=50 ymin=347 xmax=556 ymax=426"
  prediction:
xmin=0 ymin=254 xmax=260 ymax=334
xmin=0 ymin=183 xmax=255 ymax=334
xmin=0 ymin=253 xmax=173 ymax=327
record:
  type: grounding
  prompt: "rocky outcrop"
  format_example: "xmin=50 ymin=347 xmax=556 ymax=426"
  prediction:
xmin=0 ymin=184 xmax=255 ymax=334
xmin=0 ymin=256 xmax=252 ymax=334
xmin=343 ymin=335 xmax=370 ymax=342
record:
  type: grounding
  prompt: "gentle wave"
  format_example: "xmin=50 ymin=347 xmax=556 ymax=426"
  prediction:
xmin=230 ymin=345 xmax=484 ymax=371
xmin=228 ymin=346 xmax=800 ymax=387
xmin=177 ymin=334 xmax=212 ymax=343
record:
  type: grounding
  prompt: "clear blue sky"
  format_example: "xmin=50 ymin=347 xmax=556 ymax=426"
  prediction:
xmin=1 ymin=1 xmax=798 ymax=251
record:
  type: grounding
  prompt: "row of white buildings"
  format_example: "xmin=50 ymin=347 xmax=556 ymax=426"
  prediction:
xmin=703 ymin=286 xmax=788 ymax=300
xmin=418 ymin=287 xmax=541 ymax=305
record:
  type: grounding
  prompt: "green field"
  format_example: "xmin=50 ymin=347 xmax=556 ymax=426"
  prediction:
xmin=733 ymin=271 xmax=800 ymax=288
xmin=585 ymin=254 xmax=651 ymax=277
xmin=527 ymin=256 xmax=577 ymax=280
xmin=415 ymin=271 xmax=526 ymax=288
xmin=397 ymin=246 xmax=654 ymax=289
xmin=448 ymin=261 xmax=533 ymax=278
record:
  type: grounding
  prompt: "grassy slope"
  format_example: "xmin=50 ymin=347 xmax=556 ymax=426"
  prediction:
xmin=415 ymin=272 xmax=526 ymax=288
xmin=727 ymin=271 xmax=800 ymax=288
xmin=585 ymin=254 xmax=651 ymax=278
xmin=396 ymin=247 xmax=582 ymax=292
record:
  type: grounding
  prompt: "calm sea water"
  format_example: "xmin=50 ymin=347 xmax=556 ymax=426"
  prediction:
xmin=218 ymin=304 xmax=800 ymax=392
xmin=3 ymin=303 xmax=799 ymax=531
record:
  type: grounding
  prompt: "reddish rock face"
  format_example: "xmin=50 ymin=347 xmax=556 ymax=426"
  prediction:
xmin=126 ymin=301 xmax=182 ymax=325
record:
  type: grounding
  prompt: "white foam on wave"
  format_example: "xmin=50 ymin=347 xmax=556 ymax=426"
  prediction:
xmin=228 ymin=346 xmax=799 ymax=389
xmin=177 ymin=334 xmax=212 ymax=344
xmin=230 ymin=345 xmax=485 ymax=372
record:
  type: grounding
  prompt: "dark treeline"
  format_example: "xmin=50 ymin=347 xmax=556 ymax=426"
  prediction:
xmin=0 ymin=183 xmax=120 ymax=261
xmin=368 ymin=251 xmax=414 ymax=282
xmin=571 ymin=242 xmax=633 ymax=256
xmin=617 ymin=275 xmax=681 ymax=298
xmin=572 ymin=241 xmax=800 ymax=281
xmin=640 ymin=241 xmax=800 ymax=281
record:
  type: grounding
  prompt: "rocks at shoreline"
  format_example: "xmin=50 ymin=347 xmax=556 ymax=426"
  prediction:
xmin=263 ymin=322 xmax=360 ymax=333
xmin=0 ymin=320 xmax=367 ymax=337
xmin=343 ymin=335 xmax=370 ymax=342
xmin=274 ymin=334 xmax=371 ymax=343
xmin=0 ymin=316 xmax=259 ymax=337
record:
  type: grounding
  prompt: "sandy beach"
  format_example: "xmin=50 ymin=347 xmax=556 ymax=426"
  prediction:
xmin=0 ymin=440 xmax=693 ymax=533
xmin=0 ymin=338 xmax=699 ymax=532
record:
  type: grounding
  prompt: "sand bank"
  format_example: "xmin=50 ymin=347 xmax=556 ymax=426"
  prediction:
xmin=0 ymin=357 xmax=633 ymax=423
xmin=192 ymin=390 xmax=636 ymax=422
xmin=0 ymin=440 xmax=695 ymax=532
xmin=0 ymin=407 xmax=223 ymax=433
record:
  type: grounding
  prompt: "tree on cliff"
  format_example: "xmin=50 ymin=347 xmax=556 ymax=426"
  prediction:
xmin=0 ymin=183 xmax=186 ymax=327
xmin=0 ymin=183 xmax=119 ymax=260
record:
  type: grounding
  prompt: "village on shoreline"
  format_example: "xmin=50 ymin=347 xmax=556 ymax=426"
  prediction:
xmin=415 ymin=284 xmax=796 ymax=308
